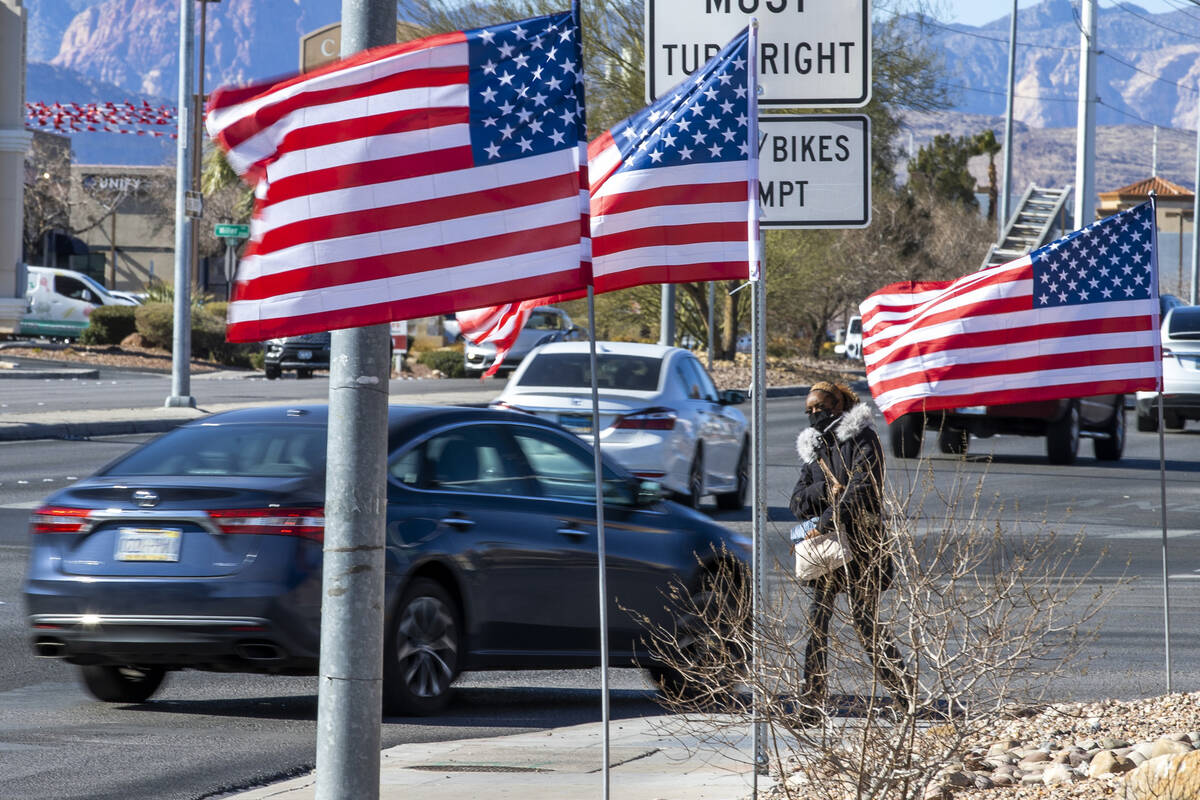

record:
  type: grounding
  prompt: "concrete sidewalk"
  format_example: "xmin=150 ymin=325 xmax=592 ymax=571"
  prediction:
xmin=229 ymin=715 xmax=765 ymax=800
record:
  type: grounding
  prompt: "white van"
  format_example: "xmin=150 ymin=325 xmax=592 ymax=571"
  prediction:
xmin=17 ymin=266 xmax=137 ymax=340
xmin=834 ymin=315 xmax=863 ymax=360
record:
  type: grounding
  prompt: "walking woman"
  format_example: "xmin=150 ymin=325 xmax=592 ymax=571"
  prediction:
xmin=790 ymin=381 xmax=912 ymax=719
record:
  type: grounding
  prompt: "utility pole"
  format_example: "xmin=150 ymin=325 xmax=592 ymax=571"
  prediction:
xmin=167 ymin=0 xmax=195 ymax=408
xmin=1073 ymin=0 xmax=1098 ymax=229
xmin=659 ymin=284 xmax=675 ymax=346
xmin=313 ymin=1 xmax=394 ymax=798
xmin=1192 ymin=103 xmax=1200 ymax=304
xmin=1000 ymin=0 xmax=1018 ymax=238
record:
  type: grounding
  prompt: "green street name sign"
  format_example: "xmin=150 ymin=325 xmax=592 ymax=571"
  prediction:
xmin=214 ymin=223 xmax=250 ymax=239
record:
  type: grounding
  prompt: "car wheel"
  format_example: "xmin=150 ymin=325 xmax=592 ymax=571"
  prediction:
xmin=1046 ymin=402 xmax=1080 ymax=465
xmin=79 ymin=664 xmax=166 ymax=703
xmin=889 ymin=413 xmax=924 ymax=459
xmin=264 ymin=364 xmax=281 ymax=380
xmin=1094 ymin=405 xmax=1125 ymax=461
xmin=297 ymin=368 xmax=314 ymax=379
xmin=714 ymin=443 xmax=748 ymax=511
xmin=1137 ymin=409 xmax=1158 ymax=433
xmin=648 ymin=568 xmax=748 ymax=708
xmin=383 ymin=578 xmax=461 ymax=716
xmin=682 ymin=450 xmax=704 ymax=509
xmin=1165 ymin=411 xmax=1185 ymax=430
xmin=937 ymin=426 xmax=968 ymax=455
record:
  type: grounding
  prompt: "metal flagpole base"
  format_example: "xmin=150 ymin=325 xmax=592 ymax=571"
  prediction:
xmin=164 ymin=395 xmax=196 ymax=408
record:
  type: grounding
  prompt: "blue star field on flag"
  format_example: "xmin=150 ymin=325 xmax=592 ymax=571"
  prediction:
xmin=1032 ymin=201 xmax=1156 ymax=308
xmin=467 ymin=12 xmax=585 ymax=165
xmin=607 ymin=28 xmax=750 ymax=172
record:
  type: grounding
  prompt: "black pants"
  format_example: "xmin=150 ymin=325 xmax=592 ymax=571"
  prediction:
xmin=802 ymin=570 xmax=912 ymax=705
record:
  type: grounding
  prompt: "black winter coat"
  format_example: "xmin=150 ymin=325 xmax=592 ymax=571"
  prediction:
xmin=789 ymin=402 xmax=893 ymax=593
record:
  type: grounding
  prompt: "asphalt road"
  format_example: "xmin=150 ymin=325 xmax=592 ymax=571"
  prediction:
xmin=0 ymin=393 xmax=1198 ymax=798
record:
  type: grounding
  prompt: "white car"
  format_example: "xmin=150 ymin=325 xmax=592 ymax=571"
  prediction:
xmin=492 ymin=342 xmax=749 ymax=510
xmin=1136 ymin=305 xmax=1200 ymax=432
xmin=463 ymin=305 xmax=584 ymax=376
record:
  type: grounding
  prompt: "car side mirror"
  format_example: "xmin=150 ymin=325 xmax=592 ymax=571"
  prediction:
xmin=719 ymin=389 xmax=747 ymax=406
xmin=635 ymin=479 xmax=663 ymax=506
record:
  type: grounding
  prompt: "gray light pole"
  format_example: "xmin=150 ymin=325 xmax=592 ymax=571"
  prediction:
xmin=659 ymin=283 xmax=675 ymax=345
xmin=314 ymin=2 xmax=394 ymax=799
xmin=167 ymin=0 xmax=195 ymax=408
xmin=1191 ymin=103 xmax=1199 ymax=304
xmin=1073 ymin=0 xmax=1097 ymax=229
xmin=999 ymin=0 xmax=1017 ymax=238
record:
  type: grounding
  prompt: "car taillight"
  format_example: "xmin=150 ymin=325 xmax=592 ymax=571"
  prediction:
xmin=30 ymin=506 xmax=91 ymax=534
xmin=614 ymin=407 xmax=677 ymax=430
xmin=207 ymin=508 xmax=325 ymax=541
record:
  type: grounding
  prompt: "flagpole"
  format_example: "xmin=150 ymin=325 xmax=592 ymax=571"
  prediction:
xmin=1150 ymin=194 xmax=1172 ymax=692
xmin=746 ymin=18 xmax=768 ymax=793
xmin=573 ymin=0 xmax=611 ymax=793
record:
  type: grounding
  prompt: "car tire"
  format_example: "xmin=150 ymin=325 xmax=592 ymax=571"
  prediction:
xmin=1046 ymin=402 xmax=1080 ymax=465
xmin=297 ymin=368 xmax=314 ymax=379
xmin=648 ymin=568 xmax=748 ymax=708
xmin=714 ymin=444 xmax=748 ymax=511
xmin=1093 ymin=405 xmax=1125 ymax=461
xmin=937 ymin=426 xmax=969 ymax=455
xmin=264 ymin=364 xmax=281 ymax=380
xmin=1137 ymin=409 xmax=1158 ymax=433
xmin=681 ymin=450 xmax=704 ymax=510
xmin=79 ymin=664 xmax=166 ymax=703
xmin=383 ymin=578 xmax=461 ymax=716
xmin=889 ymin=413 xmax=924 ymax=459
xmin=1165 ymin=411 xmax=1185 ymax=430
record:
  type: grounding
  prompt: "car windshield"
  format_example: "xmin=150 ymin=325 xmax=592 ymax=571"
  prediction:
xmin=525 ymin=311 xmax=564 ymax=331
xmin=1167 ymin=307 xmax=1200 ymax=339
xmin=517 ymin=353 xmax=662 ymax=391
xmin=102 ymin=424 xmax=327 ymax=478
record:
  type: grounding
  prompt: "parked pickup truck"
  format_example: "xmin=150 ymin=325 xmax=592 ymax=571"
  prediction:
xmin=887 ymin=394 xmax=1126 ymax=465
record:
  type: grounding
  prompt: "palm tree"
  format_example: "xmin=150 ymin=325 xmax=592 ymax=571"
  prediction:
xmin=974 ymin=129 xmax=1003 ymax=225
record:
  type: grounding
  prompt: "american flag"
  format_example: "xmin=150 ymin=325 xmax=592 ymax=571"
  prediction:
xmin=205 ymin=12 xmax=590 ymax=343
xmin=588 ymin=28 xmax=756 ymax=292
xmin=861 ymin=201 xmax=1162 ymax=423
xmin=455 ymin=298 xmax=542 ymax=378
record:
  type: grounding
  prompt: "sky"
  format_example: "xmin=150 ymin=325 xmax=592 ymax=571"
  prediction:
xmin=933 ymin=0 xmax=1181 ymax=27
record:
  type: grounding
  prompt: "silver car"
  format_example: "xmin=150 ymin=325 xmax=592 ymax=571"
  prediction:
xmin=463 ymin=305 xmax=585 ymax=377
xmin=1136 ymin=305 xmax=1200 ymax=432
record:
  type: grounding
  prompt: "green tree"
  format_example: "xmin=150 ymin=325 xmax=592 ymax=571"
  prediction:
xmin=973 ymin=129 xmax=1003 ymax=224
xmin=907 ymin=133 xmax=979 ymax=209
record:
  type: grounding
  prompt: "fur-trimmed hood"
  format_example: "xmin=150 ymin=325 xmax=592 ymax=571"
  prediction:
xmin=795 ymin=402 xmax=875 ymax=464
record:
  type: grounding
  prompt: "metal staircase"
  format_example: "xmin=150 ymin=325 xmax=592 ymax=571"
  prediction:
xmin=979 ymin=185 xmax=1073 ymax=270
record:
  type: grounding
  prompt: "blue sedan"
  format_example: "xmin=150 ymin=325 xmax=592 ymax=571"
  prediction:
xmin=23 ymin=405 xmax=750 ymax=713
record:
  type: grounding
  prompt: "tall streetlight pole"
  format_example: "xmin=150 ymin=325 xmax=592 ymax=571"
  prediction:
xmin=999 ymin=0 xmax=1018 ymax=238
xmin=167 ymin=0 xmax=195 ymax=408
xmin=1073 ymin=0 xmax=1098 ymax=229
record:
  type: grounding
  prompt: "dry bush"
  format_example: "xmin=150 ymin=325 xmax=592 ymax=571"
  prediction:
xmin=637 ymin=459 xmax=1124 ymax=800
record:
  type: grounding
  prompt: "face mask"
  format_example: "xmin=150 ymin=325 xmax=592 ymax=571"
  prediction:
xmin=808 ymin=408 xmax=837 ymax=432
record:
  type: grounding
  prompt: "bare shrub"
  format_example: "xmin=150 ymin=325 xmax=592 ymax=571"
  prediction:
xmin=637 ymin=458 xmax=1123 ymax=800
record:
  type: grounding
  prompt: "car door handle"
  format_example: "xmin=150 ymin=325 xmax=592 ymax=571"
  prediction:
xmin=439 ymin=517 xmax=476 ymax=530
xmin=557 ymin=527 xmax=590 ymax=539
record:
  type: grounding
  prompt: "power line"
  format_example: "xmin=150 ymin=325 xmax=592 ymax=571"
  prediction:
xmin=1100 ymin=51 xmax=1200 ymax=93
xmin=1158 ymin=0 xmax=1200 ymax=23
xmin=936 ymin=80 xmax=1077 ymax=103
xmin=881 ymin=9 xmax=1076 ymax=52
xmin=1103 ymin=0 xmax=1200 ymax=40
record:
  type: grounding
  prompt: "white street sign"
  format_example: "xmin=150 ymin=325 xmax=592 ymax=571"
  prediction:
xmin=645 ymin=0 xmax=870 ymax=106
xmin=758 ymin=114 xmax=870 ymax=228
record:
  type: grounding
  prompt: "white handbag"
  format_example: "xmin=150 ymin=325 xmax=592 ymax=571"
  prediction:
xmin=791 ymin=517 xmax=854 ymax=581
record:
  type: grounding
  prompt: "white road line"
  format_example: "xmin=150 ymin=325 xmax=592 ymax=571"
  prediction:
xmin=1 ymin=501 xmax=42 ymax=510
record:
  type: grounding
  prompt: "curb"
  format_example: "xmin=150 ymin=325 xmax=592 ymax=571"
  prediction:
xmin=0 ymin=417 xmax=197 ymax=442
xmin=0 ymin=367 xmax=100 ymax=380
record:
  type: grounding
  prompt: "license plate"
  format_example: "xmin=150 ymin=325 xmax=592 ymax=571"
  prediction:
xmin=115 ymin=527 xmax=182 ymax=562
xmin=558 ymin=413 xmax=593 ymax=434
xmin=297 ymin=350 xmax=313 ymax=360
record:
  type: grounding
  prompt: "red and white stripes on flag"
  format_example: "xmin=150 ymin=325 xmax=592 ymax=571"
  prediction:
xmin=861 ymin=202 xmax=1162 ymax=423
xmin=455 ymin=298 xmax=541 ymax=378
xmin=205 ymin=13 xmax=589 ymax=343
xmin=586 ymin=28 xmax=754 ymax=293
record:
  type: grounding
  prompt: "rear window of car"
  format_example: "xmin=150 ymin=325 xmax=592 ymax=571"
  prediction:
xmin=1167 ymin=307 xmax=1200 ymax=338
xmin=516 ymin=353 xmax=662 ymax=391
xmin=102 ymin=424 xmax=327 ymax=478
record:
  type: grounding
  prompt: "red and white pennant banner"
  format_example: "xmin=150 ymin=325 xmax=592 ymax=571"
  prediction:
xmin=25 ymin=101 xmax=178 ymax=137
